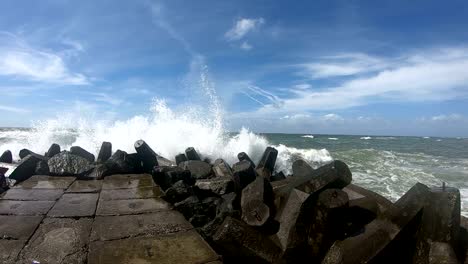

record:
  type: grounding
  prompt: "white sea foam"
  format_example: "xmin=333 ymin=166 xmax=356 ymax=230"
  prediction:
xmin=328 ymin=137 xmax=338 ymax=140
xmin=301 ymin=135 xmax=314 ymax=139
xmin=360 ymin=136 xmax=372 ymax=140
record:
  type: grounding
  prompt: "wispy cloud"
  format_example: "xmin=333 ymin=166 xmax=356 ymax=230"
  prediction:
xmin=225 ymin=18 xmax=264 ymax=41
xmin=0 ymin=104 xmax=30 ymax=114
xmin=240 ymin=41 xmax=252 ymax=51
xmin=242 ymin=85 xmax=284 ymax=108
xmin=0 ymin=32 xmax=89 ymax=85
xmin=430 ymin=114 xmax=463 ymax=122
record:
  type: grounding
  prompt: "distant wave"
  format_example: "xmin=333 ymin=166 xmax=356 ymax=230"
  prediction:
xmin=360 ymin=136 xmax=372 ymax=140
xmin=328 ymin=137 xmax=338 ymax=140
xmin=423 ymin=137 xmax=430 ymax=139
xmin=301 ymin=135 xmax=314 ymax=139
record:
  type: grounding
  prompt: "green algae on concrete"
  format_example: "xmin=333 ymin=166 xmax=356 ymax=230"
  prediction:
xmin=18 ymin=217 xmax=92 ymax=264
xmin=102 ymin=174 xmax=155 ymax=190
xmin=99 ymin=186 xmax=162 ymax=201
xmin=88 ymin=230 xmax=219 ymax=264
xmin=96 ymin=198 xmax=171 ymax=216
xmin=1 ymin=188 xmax=64 ymax=201
xmin=47 ymin=193 xmax=99 ymax=217
xmin=91 ymin=211 xmax=193 ymax=241
xmin=66 ymin=180 xmax=103 ymax=193
xmin=0 ymin=200 xmax=55 ymax=215
xmin=12 ymin=175 xmax=75 ymax=189
xmin=0 ymin=215 xmax=43 ymax=239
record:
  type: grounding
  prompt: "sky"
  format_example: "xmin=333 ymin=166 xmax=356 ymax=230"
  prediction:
xmin=1 ymin=0 xmax=468 ymax=137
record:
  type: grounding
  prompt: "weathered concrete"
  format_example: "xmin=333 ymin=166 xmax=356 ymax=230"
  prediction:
xmin=12 ymin=175 xmax=75 ymax=189
xmin=8 ymin=154 xmax=44 ymax=182
xmin=97 ymin=141 xmax=112 ymax=162
xmin=48 ymin=151 xmax=93 ymax=176
xmin=0 ymin=240 xmax=26 ymax=264
xmin=0 ymin=200 xmax=55 ymax=215
xmin=18 ymin=217 xmax=92 ymax=264
xmin=102 ymin=174 xmax=155 ymax=189
xmin=100 ymin=186 xmax=162 ymax=200
xmin=1 ymin=188 xmax=63 ymax=201
xmin=96 ymin=198 xmax=171 ymax=216
xmin=47 ymin=193 xmax=99 ymax=217
xmin=88 ymin=230 xmax=219 ymax=264
xmin=91 ymin=211 xmax=192 ymax=241
xmin=0 ymin=215 xmax=43 ymax=239
xmin=179 ymin=160 xmax=213 ymax=179
xmin=66 ymin=180 xmax=103 ymax=193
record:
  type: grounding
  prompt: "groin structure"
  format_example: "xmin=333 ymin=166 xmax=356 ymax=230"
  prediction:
xmin=0 ymin=140 xmax=467 ymax=264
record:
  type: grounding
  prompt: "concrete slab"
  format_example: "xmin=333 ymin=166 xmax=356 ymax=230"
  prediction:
xmin=66 ymin=180 xmax=102 ymax=193
xmin=48 ymin=193 xmax=99 ymax=217
xmin=88 ymin=230 xmax=219 ymax=264
xmin=18 ymin=217 xmax=92 ymax=264
xmin=96 ymin=198 xmax=171 ymax=216
xmin=0 ymin=200 xmax=55 ymax=215
xmin=12 ymin=175 xmax=75 ymax=189
xmin=91 ymin=211 xmax=192 ymax=241
xmin=99 ymin=186 xmax=162 ymax=201
xmin=0 ymin=240 xmax=26 ymax=264
xmin=0 ymin=215 xmax=43 ymax=239
xmin=1 ymin=188 xmax=63 ymax=201
xmin=102 ymin=174 xmax=155 ymax=189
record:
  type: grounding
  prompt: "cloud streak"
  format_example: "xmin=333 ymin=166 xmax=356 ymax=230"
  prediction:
xmin=225 ymin=18 xmax=264 ymax=41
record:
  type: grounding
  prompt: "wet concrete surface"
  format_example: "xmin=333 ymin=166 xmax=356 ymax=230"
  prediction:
xmin=0 ymin=174 xmax=221 ymax=264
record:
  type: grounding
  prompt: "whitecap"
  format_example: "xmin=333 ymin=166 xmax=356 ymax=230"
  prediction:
xmin=301 ymin=135 xmax=314 ymax=139
xmin=328 ymin=137 xmax=338 ymax=140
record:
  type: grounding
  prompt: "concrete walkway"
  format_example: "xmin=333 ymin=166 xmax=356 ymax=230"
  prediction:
xmin=0 ymin=174 xmax=221 ymax=264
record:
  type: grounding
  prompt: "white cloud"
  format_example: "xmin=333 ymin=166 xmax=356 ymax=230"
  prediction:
xmin=321 ymin=113 xmax=344 ymax=121
xmin=240 ymin=41 xmax=252 ymax=50
xmin=431 ymin=114 xmax=463 ymax=121
xmin=242 ymin=85 xmax=284 ymax=108
xmin=0 ymin=104 xmax=30 ymax=114
xmin=225 ymin=18 xmax=264 ymax=41
xmin=0 ymin=33 xmax=88 ymax=85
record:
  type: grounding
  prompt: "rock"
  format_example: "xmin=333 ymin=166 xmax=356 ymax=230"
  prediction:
xmin=9 ymin=154 xmax=44 ymax=182
xmin=48 ymin=151 xmax=94 ymax=176
xmin=241 ymin=176 xmax=274 ymax=227
xmin=414 ymin=187 xmax=461 ymax=263
xmin=156 ymin=155 xmax=176 ymax=167
xmin=237 ymin=152 xmax=255 ymax=167
xmin=212 ymin=159 xmax=233 ymax=178
xmin=179 ymin=160 xmax=212 ymax=179
xmin=175 ymin=153 xmax=188 ymax=165
xmin=164 ymin=180 xmax=192 ymax=204
xmin=35 ymin=160 xmax=49 ymax=175
xmin=185 ymin=147 xmax=201 ymax=161
xmin=322 ymin=182 xmax=430 ymax=264
xmin=271 ymin=171 xmax=286 ymax=182
xmin=152 ymin=166 xmax=193 ymax=191
xmin=175 ymin=196 xmax=200 ymax=219
xmin=70 ymin=146 xmax=95 ymax=162
xmin=174 ymin=196 xmax=221 ymax=225
xmin=45 ymin=143 xmax=61 ymax=158
xmin=0 ymin=169 xmax=8 ymax=194
xmin=427 ymin=242 xmax=459 ymax=264
xmin=134 ymin=140 xmax=159 ymax=173
xmin=232 ymin=160 xmax=257 ymax=190
xmin=341 ymin=196 xmax=380 ymax=238
xmin=85 ymin=163 xmax=108 ymax=180
xmin=97 ymin=141 xmax=112 ymax=162
xmin=19 ymin=148 xmax=33 ymax=159
xmin=199 ymin=193 xmax=240 ymax=240
xmin=256 ymin=147 xmax=278 ymax=179
xmin=212 ymin=216 xmax=282 ymax=263
xmin=345 ymin=183 xmax=395 ymax=213
xmin=0 ymin=150 xmax=12 ymax=163
xmin=104 ymin=150 xmax=143 ymax=175
xmin=195 ymin=178 xmax=235 ymax=196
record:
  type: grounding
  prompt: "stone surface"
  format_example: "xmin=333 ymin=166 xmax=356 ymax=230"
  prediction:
xmin=0 ymin=200 xmax=55 ymax=215
xmin=102 ymin=174 xmax=155 ymax=189
xmin=212 ymin=159 xmax=233 ymax=178
xmin=100 ymin=186 xmax=162 ymax=200
xmin=9 ymin=154 xmax=44 ymax=182
xmin=164 ymin=180 xmax=192 ymax=203
xmin=97 ymin=141 xmax=112 ymax=162
xmin=34 ymin=160 xmax=49 ymax=175
xmin=175 ymin=153 xmax=188 ymax=165
xmin=241 ymin=176 xmax=273 ymax=226
xmin=185 ymin=147 xmax=201 ymax=161
xmin=45 ymin=143 xmax=61 ymax=158
xmin=88 ymin=230 xmax=219 ymax=264
xmin=237 ymin=152 xmax=255 ymax=167
xmin=0 ymin=215 xmax=43 ymax=239
xmin=48 ymin=151 xmax=93 ymax=176
xmin=66 ymin=180 xmax=102 ymax=193
xmin=47 ymin=193 xmax=99 ymax=217
xmin=91 ymin=211 xmax=192 ymax=241
xmin=1 ymin=188 xmax=63 ymax=201
xmin=12 ymin=175 xmax=75 ymax=189
xmin=256 ymin=146 xmax=278 ymax=178
xmin=195 ymin=177 xmax=234 ymax=196
xmin=0 ymin=150 xmax=12 ymax=163
xmin=96 ymin=198 xmax=171 ymax=216
xmin=179 ymin=160 xmax=212 ymax=179
xmin=232 ymin=160 xmax=257 ymax=190
xmin=70 ymin=146 xmax=95 ymax=162
xmin=152 ymin=166 xmax=193 ymax=191
xmin=134 ymin=139 xmax=159 ymax=172
xmin=0 ymin=240 xmax=26 ymax=264
xmin=18 ymin=217 xmax=92 ymax=264
xmin=104 ymin=150 xmax=143 ymax=175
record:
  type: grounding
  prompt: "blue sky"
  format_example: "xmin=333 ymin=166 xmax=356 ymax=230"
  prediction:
xmin=1 ymin=0 xmax=468 ymax=137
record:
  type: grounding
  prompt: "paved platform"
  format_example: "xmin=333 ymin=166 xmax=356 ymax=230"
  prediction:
xmin=0 ymin=174 xmax=221 ymax=264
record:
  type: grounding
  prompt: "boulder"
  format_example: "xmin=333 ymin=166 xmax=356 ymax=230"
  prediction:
xmin=97 ymin=142 xmax=112 ymax=162
xmin=175 ymin=153 xmax=188 ymax=165
xmin=0 ymin=150 xmax=12 ymax=163
xmin=237 ymin=152 xmax=255 ymax=167
xmin=0 ymin=168 xmax=8 ymax=194
xmin=134 ymin=140 xmax=158 ymax=172
xmin=174 ymin=196 xmax=200 ymax=219
xmin=19 ymin=148 xmax=33 ymax=159
xmin=179 ymin=160 xmax=212 ymax=179
xmin=271 ymin=171 xmax=286 ymax=182
xmin=185 ymin=147 xmax=201 ymax=161
xmin=152 ymin=166 xmax=193 ymax=191
xmin=48 ymin=151 xmax=94 ymax=176
xmin=345 ymin=183 xmax=395 ymax=213
xmin=212 ymin=159 xmax=233 ymax=178
xmin=212 ymin=216 xmax=282 ymax=263
xmin=45 ymin=143 xmax=61 ymax=158
xmin=232 ymin=160 xmax=257 ymax=190
xmin=104 ymin=150 xmax=143 ymax=175
xmin=164 ymin=180 xmax=192 ymax=204
xmin=9 ymin=154 xmax=44 ymax=182
xmin=199 ymin=193 xmax=240 ymax=240
xmin=241 ymin=176 xmax=274 ymax=227
xmin=35 ymin=160 xmax=50 ymax=175
xmin=256 ymin=147 xmax=278 ymax=179
xmin=70 ymin=146 xmax=95 ymax=163
xmin=85 ymin=163 xmax=108 ymax=180
xmin=195 ymin=178 xmax=234 ymax=196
